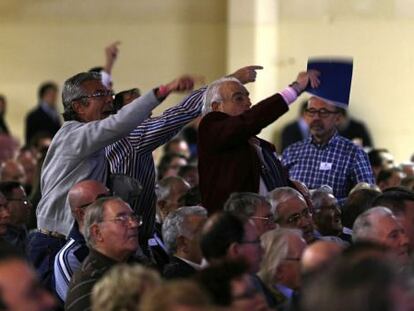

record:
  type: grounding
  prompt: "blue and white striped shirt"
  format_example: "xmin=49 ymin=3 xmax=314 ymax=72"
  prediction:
xmin=282 ymin=133 xmax=374 ymax=203
xmin=105 ymin=87 xmax=206 ymax=239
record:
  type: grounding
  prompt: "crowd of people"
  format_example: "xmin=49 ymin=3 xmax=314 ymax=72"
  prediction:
xmin=0 ymin=42 xmax=414 ymax=311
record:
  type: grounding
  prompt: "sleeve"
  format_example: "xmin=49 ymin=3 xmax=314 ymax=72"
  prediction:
xmin=199 ymin=93 xmax=289 ymax=152
xmin=67 ymin=90 xmax=161 ymax=157
xmin=126 ymin=87 xmax=206 ymax=154
xmin=353 ymin=148 xmax=375 ymax=185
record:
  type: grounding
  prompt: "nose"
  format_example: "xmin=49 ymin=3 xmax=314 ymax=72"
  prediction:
xmin=400 ymin=231 xmax=410 ymax=248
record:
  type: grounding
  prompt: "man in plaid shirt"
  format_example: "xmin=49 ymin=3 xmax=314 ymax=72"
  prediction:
xmin=282 ymin=97 xmax=374 ymax=204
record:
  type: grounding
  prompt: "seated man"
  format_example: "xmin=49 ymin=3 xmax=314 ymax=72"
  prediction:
xmin=65 ymin=196 xmax=141 ymax=311
xmin=198 ymin=69 xmax=319 ymax=213
xmin=258 ymin=228 xmax=307 ymax=310
xmin=0 ymin=182 xmax=31 ymax=253
xmin=224 ymin=192 xmax=276 ymax=236
xmin=0 ymin=246 xmax=56 ymax=311
xmin=352 ymin=206 xmax=410 ymax=265
xmin=148 ymin=176 xmax=190 ymax=271
xmin=162 ymin=206 xmax=207 ymax=279
xmin=267 ymin=187 xmax=317 ymax=244
xmin=282 ymin=96 xmax=374 ymax=204
xmin=54 ymin=180 xmax=109 ymax=302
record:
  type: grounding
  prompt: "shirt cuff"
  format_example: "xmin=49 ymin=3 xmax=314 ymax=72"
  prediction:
xmin=100 ymin=70 xmax=113 ymax=89
xmin=279 ymin=86 xmax=298 ymax=106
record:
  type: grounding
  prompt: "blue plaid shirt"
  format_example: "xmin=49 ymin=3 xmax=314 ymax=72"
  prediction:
xmin=282 ymin=132 xmax=374 ymax=203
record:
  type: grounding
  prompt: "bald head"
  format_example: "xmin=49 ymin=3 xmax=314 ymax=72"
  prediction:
xmin=301 ymin=240 xmax=343 ymax=274
xmin=68 ymin=180 xmax=109 ymax=213
xmin=0 ymin=159 xmax=26 ymax=184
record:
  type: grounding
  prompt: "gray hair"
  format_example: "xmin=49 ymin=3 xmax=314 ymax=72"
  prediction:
xmin=352 ymin=206 xmax=394 ymax=243
xmin=224 ymin=192 xmax=268 ymax=218
xmin=82 ymin=196 xmax=121 ymax=248
xmin=162 ymin=205 xmax=207 ymax=254
xmin=62 ymin=71 xmax=101 ymax=121
xmin=267 ymin=187 xmax=306 ymax=221
xmin=310 ymin=186 xmax=337 ymax=212
xmin=202 ymin=77 xmax=241 ymax=115
xmin=258 ymin=228 xmax=303 ymax=285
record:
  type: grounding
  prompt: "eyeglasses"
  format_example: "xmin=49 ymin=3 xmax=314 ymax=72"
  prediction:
xmin=7 ymin=198 xmax=31 ymax=206
xmin=74 ymin=90 xmax=115 ymax=102
xmin=101 ymin=214 xmax=143 ymax=226
xmin=304 ymin=108 xmax=338 ymax=118
xmin=286 ymin=208 xmax=312 ymax=225
xmin=250 ymin=216 xmax=275 ymax=225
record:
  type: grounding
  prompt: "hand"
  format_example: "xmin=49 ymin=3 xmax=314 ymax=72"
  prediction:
xmin=104 ymin=41 xmax=121 ymax=73
xmin=230 ymin=65 xmax=263 ymax=84
xmin=295 ymin=70 xmax=320 ymax=92
xmin=165 ymin=75 xmax=203 ymax=93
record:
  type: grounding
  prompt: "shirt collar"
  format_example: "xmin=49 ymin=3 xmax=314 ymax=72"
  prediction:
xmin=175 ymin=256 xmax=203 ymax=270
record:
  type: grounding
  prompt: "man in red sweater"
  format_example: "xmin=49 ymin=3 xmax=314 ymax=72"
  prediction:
xmin=198 ymin=69 xmax=319 ymax=213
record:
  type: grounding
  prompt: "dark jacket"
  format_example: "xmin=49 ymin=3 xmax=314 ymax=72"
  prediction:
xmin=198 ymin=93 xmax=291 ymax=213
xmin=163 ymin=256 xmax=197 ymax=280
xmin=25 ymin=106 xmax=61 ymax=145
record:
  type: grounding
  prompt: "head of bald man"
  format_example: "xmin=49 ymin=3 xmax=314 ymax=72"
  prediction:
xmin=301 ymin=240 xmax=344 ymax=274
xmin=68 ymin=180 xmax=109 ymax=229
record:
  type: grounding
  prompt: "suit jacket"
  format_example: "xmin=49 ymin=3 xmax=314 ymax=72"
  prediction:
xmin=25 ymin=105 xmax=61 ymax=145
xmin=198 ymin=93 xmax=291 ymax=214
xmin=162 ymin=256 xmax=197 ymax=280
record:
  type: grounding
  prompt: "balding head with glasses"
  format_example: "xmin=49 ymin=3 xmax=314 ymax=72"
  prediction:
xmin=268 ymin=187 xmax=316 ymax=244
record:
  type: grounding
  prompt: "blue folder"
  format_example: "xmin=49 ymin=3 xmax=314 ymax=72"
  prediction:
xmin=306 ymin=57 xmax=353 ymax=109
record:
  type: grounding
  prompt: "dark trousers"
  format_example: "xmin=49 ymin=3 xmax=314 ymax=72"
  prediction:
xmin=27 ymin=231 xmax=66 ymax=291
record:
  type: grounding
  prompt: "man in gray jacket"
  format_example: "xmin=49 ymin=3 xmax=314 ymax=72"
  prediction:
xmin=28 ymin=71 xmax=192 ymax=288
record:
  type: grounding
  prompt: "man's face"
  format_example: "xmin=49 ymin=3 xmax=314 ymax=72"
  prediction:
xmin=373 ymin=214 xmax=410 ymax=264
xmin=278 ymin=234 xmax=307 ymax=290
xmin=305 ymin=97 xmax=340 ymax=142
xmin=0 ymin=259 xmax=56 ymax=311
xmin=96 ymin=199 xmax=139 ymax=261
xmin=238 ymin=222 xmax=263 ymax=273
xmin=182 ymin=214 xmax=207 ymax=264
xmin=168 ymin=141 xmax=190 ymax=159
xmin=74 ymin=80 xmax=114 ymax=122
xmin=313 ymin=194 xmax=343 ymax=236
xmin=212 ymin=81 xmax=252 ymax=117
xmin=0 ymin=193 xmax=10 ymax=235
xmin=395 ymin=201 xmax=414 ymax=252
xmin=43 ymin=88 xmax=58 ymax=108
xmin=251 ymin=201 xmax=276 ymax=236
xmin=231 ymin=274 xmax=269 ymax=311
xmin=277 ymin=197 xmax=315 ymax=243
xmin=7 ymin=186 xmax=31 ymax=226
xmin=164 ymin=157 xmax=188 ymax=179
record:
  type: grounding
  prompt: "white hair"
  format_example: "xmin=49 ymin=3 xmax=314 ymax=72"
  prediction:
xmin=352 ymin=206 xmax=394 ymax=243
xmin=202 ymin=77 xmax=241 ymax=115
xmin=267 ymin=187 xmax=306 ymax=221
xmin=162 ymin=205 xmax=207 ymax=254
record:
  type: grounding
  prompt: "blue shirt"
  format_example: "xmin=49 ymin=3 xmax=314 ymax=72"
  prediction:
xmin=105 ymin=87 xmax=205 ymax=240
xmin=282 ymin=133 xmax=374 ymax=203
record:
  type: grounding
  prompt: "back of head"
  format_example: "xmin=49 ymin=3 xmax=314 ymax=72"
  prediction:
xmin=140 ymin=280 xmax=211 ymax=311
xmin=200 ymin=212 xmax=244 ymax=262
xmin=301 ymin=240 xmax=343 ymax=275
xmin=342 ymin=188 xmax=381 ymax=228
xmin=62 ymin=72 xmax=101 ymax=121
xmin=301 ymin=257 xmax=399 ymax=311
xmin=92 ymin=264 xmax=161 ymax=311
xmin=352 ymin=207 xmax=393 ymax=243
xmin=372 ymin=188 xmax=414 ymax=215
xmin=224 ymin=192 xmax=267 ymax=218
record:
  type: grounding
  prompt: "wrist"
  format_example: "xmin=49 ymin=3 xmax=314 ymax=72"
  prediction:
xmin=289 ymin=81 xmax=304 ymax=96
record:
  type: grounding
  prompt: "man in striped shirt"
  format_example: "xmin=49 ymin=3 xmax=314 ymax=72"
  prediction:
xmin=53 ymin=180 xmax=109 ymax=302
xmin=106 ymin=67 xmax=260 ymax=249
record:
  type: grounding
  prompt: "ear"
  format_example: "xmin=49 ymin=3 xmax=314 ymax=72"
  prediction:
xmin=90 ymin=224 xmax=103 ymax=243
xmin=177 ymin=235 xmax=188 ymax=253
xmin=72 ymin=101 xmax=87 ymax=118
xmin=227 ymin=242 xmax=240 ymax=259
xmin=211 ymin=101 xmax=222 ymax=112
xmin=275 ymin=263 xmax=286 ymax=283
